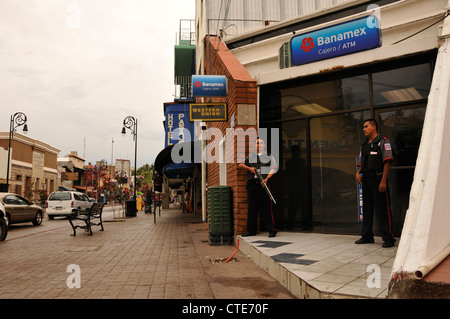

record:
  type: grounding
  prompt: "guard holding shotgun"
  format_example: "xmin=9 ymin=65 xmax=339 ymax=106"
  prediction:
xmin=238 ymin=137 xmax=278 ymax=238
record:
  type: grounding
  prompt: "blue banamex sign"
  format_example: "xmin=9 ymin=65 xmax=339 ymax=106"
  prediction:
xmin=192 ymin=75 xmax=227 ymax=97
xmin=290 ymin=16 xmax=381 ymax=66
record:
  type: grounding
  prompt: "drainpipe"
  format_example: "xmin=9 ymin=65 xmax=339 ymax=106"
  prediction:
xmin=201 ymin=122 xmax=207 ymax=222
xmin=415 ymin=245 xmax=450 ymax=279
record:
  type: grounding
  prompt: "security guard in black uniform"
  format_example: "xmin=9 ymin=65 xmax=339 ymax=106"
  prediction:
xmin=238 ymin=138 xmax=278 ymax=238
xmin=355 ymin=119 xmax=396 ymax=248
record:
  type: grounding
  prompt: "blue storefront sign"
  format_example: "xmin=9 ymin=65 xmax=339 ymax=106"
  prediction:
xmin=165 ymin=104 xmax=194 ymax=148
xmin=290 ymin=16 xmax=381 ymax=66
xmin=192 ymin=75 xmax=227 ymax=97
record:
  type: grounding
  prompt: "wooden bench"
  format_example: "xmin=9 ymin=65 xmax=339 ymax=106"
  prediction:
xmin=69 ymin=202 xmax=105 ymax=236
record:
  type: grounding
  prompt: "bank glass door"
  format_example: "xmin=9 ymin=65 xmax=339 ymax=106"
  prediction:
xmin=280 ymin=119 xmax=310 ymax=231
xmin=376 ymin=106 xmax=426 ymax=236
xmin=309 ymin=111 xmax=369 ymax=234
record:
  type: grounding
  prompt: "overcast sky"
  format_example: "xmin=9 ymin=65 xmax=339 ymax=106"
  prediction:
xmin=0 ymin=0 xmax=195 ymax=168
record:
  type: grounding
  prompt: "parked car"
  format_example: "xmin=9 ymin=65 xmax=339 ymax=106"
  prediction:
xmin=0 ymin=202 xmax=7 ymax=241
xmin=0 ymin=193 xmax=44 ymax=228
xmin=46 ymin=191 xmax=94 ymax=219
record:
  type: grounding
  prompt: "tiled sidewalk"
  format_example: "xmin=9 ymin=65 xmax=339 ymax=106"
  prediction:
xmin=8 ymin=205 xmax=447 ymax=299
xmin=239 ymin=232 xmax=398 ymax=299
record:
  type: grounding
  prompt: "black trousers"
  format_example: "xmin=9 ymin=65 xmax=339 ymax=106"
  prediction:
xmin=246 ymin=180 xmax=276 ymax=234
xmin=361 ymin=174 xmax=395 ymax=241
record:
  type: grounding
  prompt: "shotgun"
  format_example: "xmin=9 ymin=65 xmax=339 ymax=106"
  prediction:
xmin=254 ymin=169 xmax=277 ymax=204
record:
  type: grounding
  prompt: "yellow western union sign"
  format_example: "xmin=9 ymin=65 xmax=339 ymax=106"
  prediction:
xmin=189 ymin=103 xmax=227 ymax=121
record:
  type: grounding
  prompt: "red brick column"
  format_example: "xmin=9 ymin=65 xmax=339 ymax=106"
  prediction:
xmin=201 ymin=36 xmax=258 ymax=236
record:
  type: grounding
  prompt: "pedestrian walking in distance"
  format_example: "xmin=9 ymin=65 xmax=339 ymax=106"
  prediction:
xmin=355 ymin=119 xmax=396 ymax=248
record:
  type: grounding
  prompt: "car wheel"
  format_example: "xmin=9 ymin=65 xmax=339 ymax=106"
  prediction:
xmin=32 ymin=211 xmax=43 ymax=226
xmin=0 ymin=217 xmax=7 ymax=241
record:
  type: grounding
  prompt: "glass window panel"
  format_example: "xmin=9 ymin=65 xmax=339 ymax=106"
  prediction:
xmin=280 ymin=119 xmax=310 ymax=230
xmin=372 ymin=63 xmax=431 ymax=106
xmin=259 ymin=120 xmax=308 ymax=231
xmin=279 ymin=75 xmax=369 ymax=119
xmin=340 ymin=75 xmax=370 ymax=109
xmin=377 ymin=107 xmax=426 ymax=236
xmin=14 ymin=195 xmax=28 ymax=205
xmin=310 ymin=111 xmax=369 ymax=234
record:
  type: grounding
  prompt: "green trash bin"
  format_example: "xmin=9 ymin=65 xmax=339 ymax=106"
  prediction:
xmin=208 ymin=186 xmax=233 ymax=245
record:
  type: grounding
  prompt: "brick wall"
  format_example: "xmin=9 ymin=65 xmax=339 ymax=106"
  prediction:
xmin=201 ymin=36 xmax=258 ymax=235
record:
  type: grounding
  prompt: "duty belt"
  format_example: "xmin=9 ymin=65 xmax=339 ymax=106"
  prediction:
xmin=247 ymin=178 xmax=260 ymax=184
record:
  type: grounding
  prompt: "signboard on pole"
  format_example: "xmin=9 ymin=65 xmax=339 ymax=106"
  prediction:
xmin=192 ymin=75 xmax=227 ymax=97
xmin=164 ymin=104 xmax=194 ymax=148
xmin=189 ymin=103 xmax=227 ymax=122
xmin=290 ymin=16 xmax=381 ymax=66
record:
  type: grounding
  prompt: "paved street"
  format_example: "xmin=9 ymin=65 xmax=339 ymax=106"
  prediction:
xmin=0 ymin=205 xmax=295 ymax=301
xmin=4 ymin=205 xmax=125 ymax=241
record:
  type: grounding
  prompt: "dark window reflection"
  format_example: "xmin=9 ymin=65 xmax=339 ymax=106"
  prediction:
xmin=281 ymin=119 xmax=310 ymax=230
xmin=373 ymin=64 xmax=431 ymax=106
xmin=309 ymin=111 xmax=369 ymax=233
xmin=378 ymin=107 xmax=426 ymax=235
xmin=279 ymin=75 xmax=369 ymax=118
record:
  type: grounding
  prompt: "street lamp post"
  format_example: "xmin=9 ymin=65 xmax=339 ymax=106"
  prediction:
xmin=121 ymin=116 xmax=137 ymax=201
xmin=5 ymin=112 xmax=28 ymax=192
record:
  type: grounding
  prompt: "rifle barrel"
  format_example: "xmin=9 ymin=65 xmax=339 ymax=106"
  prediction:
xmin=255 ymin=170 xmax=276 ymax=204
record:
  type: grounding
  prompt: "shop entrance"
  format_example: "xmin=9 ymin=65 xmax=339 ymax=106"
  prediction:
xmin=274 ymin=106 xmax=426 ymax=235
xmin=261 ymin=53 xmax=435 ymax=235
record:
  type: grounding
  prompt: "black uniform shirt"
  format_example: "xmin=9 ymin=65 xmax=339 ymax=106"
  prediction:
xmin=244 ymin=152 xmax=278 ymax=182
xmin=357 ymin=135 xmax=393 ymax=173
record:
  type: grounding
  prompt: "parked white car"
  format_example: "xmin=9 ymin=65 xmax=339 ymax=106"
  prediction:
xmin=46 ymin=191 xmax=94 ymax=219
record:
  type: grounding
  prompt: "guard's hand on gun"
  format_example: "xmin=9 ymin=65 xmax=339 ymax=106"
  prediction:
xmin=252 ymin=168 xmax=266 ymax=186
xmin=250 ymin=167 xmax=266 ymax=186
xmin=355 ymin=172 xmax=362 ymax=186
xmin=254 ymin=168 xmax=277 ymax=204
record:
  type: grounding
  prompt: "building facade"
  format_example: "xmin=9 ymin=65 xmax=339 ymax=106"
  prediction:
xmin=115 ymin=159 xmax=132 ymax=192
xmin=57 ymin=152 xmax=87 ymax=190
xmin=194 ymin=0 xmax=450 ymax=296
xmin=197 ymin=0 xmax=447 ymax=235
xmin=0 ymin=132 xmax=60 ymax=200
